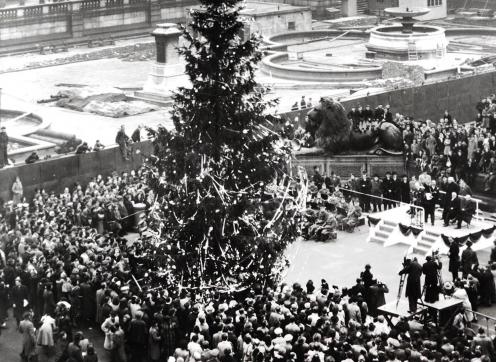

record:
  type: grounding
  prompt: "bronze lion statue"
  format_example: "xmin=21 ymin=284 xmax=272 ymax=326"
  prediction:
xmin=304 ymin=97 xmax=403 ymax=155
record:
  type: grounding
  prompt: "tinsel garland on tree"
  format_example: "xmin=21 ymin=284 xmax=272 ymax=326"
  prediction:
xmin=144 ymin=0 xmax=306 ymax=294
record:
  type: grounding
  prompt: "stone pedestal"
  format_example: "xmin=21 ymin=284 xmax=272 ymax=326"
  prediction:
xmin=293 ymin=153 xmax=405 ymax=178
xmin=341 ymin=0 xmax=357 ymax=17
xmin=136 ymin=23 xmax=185 ymax=104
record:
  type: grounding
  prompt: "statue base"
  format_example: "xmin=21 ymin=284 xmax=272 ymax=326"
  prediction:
xmin=133 ymin=61 xmax=185 ymax=106
xmin=293 ymin=151 xmax=405 ymax=178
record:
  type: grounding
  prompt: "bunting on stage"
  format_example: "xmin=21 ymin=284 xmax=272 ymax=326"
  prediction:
xmin=398 ymin=223 xmax=423 ymax=237
xmin=482 ymin=225 xmax=496 ymax=237
xmin=441 ymin=234 xmax=451 ymax=247
xmin=410 ymin=226 xmax=423 ymax=236
xmin=469 ymin=230 xmax=482 ymax=242
xmin=398 ymin=223 xmax=411 ymax=236
xmin=441 ymin=225 xmax=496 ymax=246
xmin=367 ymin=216 xmax=381 ymax=227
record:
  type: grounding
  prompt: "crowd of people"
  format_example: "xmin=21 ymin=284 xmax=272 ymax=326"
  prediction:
xmin=307 ymin=165 xmax=475 ymax=229
xmin=345 ymin=97 xmax=496 ymax=192
xmin=0 ymin=95 xmax=495 ymax=362
xmin=0 ymin=167 xmax=155 ymax=362
xmin=0 ymin=124 xmax=145 ymax=168
xmin=3 ymin=187 xmax=496 ymax=362
xmin=302 ymin=178 xmax=363 ymax=242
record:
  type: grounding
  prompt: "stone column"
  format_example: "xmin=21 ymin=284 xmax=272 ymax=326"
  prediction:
xmin=142 ymin=23 xmax=184 ymax=96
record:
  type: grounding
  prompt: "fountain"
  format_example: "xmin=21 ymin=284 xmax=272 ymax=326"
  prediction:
xmin=366 ymin=7 xmax=448 ymax=60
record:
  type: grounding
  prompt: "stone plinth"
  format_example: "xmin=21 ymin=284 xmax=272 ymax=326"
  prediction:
xmin=341 ymin=0 xmax=357 ymax=17
xmin=140 ymin=23 xmax=185 ymax=100
xmin=293 ymin=152 xmax=405 ymax=178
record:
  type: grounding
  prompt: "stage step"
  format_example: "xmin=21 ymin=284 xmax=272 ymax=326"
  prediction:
xmin=413 ymin=245 xmax=430 ymax=255
xmin=425 ymin=230 xmax=440 ymax=237
xmin=370 ymin=236 xmax=386 ymax=244
xmin=418 ymin=240 xmax=434 ymax=248
xmin=383 ymin=220 xmax=398 ymax=227
xmin=375 ymin=231 xmax=389 ymax=239
xmin=420 ymin=235 xmax=437 ymax=243
xmin=379 ymin=225 xmax=394 ymax=232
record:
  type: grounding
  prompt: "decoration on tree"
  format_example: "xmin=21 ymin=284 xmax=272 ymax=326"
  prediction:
xmin=144 ymin=0 xmax=305 ymax=295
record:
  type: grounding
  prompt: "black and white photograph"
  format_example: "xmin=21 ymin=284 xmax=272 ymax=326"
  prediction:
xmin=2 ymin=0 xmax=496 ymax=361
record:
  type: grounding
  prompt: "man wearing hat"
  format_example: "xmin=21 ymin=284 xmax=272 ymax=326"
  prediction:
xmin=363 ymin=105 xmax=373 ymax=121
xmin=391 ymin=172 xmax=401 ymax=203
xmin=420 ymin=184 xmax=435 ymax=226
xmin=399 ymin=175 xmax=411 ymax=204
xmin=443 ymin=191 xmax=460 ymax=227
xmin=384 ymin=105 xmax=393 ymax=123
xmin=370 ymin=174 xmax=382 ymax=212
xmin=382 ymin=171 xmax=394 ymax=210
xmin=12 ymin=276 xmax=29 ymax=325
xmin=358 ymin=172 xmax=371 ymax=212
xmin=0 ymin=126 xmax=8 ymax=168
xmin=422 ymin=255 xmax=442 ymax=303
xmin=399 ymin=257 xmax=422 ymax=313
xmin=374 ymin=105 xmax=385 ymax=121
xmin=461 ymin=241 xmax=479 ymax=279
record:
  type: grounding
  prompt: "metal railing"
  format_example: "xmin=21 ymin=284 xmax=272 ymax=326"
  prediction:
xmin=469 ymin=309 xmax=496 ymax=334
xmin=332 ymin=187 xmax=425 ymax=227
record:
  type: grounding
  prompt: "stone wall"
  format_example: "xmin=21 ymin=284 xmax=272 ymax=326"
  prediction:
xmin=0 ymin=0 xmax=196 ymax=53
xmin=82 ymin=10 xmax=147 ymax=31
xmin=281 ymin=71 xmax=496 ymax=125
xmin=0 ymin=16 xmax=69 ymax=41
xmin=447 ymin=0 xmax=489 ymax=10
xmin=267 ymin=0 xmax=335 ymax=18
xmin=248 ymin=9 xmax=312 ymax=37
xmin=0 ymin=141 xmax=153 ymax=204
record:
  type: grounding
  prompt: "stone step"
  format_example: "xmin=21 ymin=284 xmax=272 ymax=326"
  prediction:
xmin=418 ymin=240 xmax=434 ymax=248
xmin=383 ymin=220 xmax=398 ymax=227
xmin=379 ymin=225 xmax=394 ymax=233
xmin=369 ymin=236 xmax=386 ymax=244
xmin=420 ymin=235 xmax=437 ymax=243
xmin=425 ymin=230 xmax=440 ymax=237
xmin=413 ymin=245 xmax=430 ymax=255
xmin=375 ymin=231 xmax=389 ymax=239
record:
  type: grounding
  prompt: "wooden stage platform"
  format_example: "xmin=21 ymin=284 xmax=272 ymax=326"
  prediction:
xmin=368 ymin=205 xmax=496 ymax=256
xmin=378 ymin=296 xmax=463 ymax=327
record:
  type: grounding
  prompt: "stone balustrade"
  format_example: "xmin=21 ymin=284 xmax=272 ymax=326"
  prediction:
xmin=0 ymin=0 xmax=196 ymax=53
xmin=0 ymin=0 xmax=149 ymax=18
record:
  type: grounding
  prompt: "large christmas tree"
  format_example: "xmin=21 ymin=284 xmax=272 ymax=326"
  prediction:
xmin=145 ymin=0 xmax=305 ymax=294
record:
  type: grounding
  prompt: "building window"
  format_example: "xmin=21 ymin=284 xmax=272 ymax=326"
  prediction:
xmin=428 ymin=0 xmax=442 ymax=6
xmin=288 ymin=21 xmax=295 ymax=30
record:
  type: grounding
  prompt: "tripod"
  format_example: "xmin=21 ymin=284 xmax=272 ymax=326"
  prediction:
xmin=396 ymin=273 xmax=406 ymax=308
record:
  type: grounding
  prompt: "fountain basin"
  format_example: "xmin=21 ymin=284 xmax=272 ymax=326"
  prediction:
xmin=367 ymin=25 xmax=448 ymax=60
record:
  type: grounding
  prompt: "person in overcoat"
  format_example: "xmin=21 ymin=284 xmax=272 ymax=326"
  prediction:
xmin=12 ymin=176 xmax=23 ymax=205
xmin=399 ymin=258 xmax=422 ymax=313
xmin=19 ymin=312 xmax=36 ymax=362
xmin=461 ymin=241 xmax=479 ymax=279
xmin=422 ymin=256 xmax=442 ymax=303
xmin=448 ymin=239 xmax=460 ymax=281
xmin=148 ymin=321 xmax=162 ymax=362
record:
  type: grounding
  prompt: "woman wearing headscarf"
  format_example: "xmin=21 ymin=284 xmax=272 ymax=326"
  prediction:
xmin=19 ymin=312 xmax=36 ymax=362
xmin=37 ymin=313 xmax=56 ymax=360
xmin=12 ymin=176 xmax=23 ymax=205
xmin=451 ymin=280 xmax=473 ymax=322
